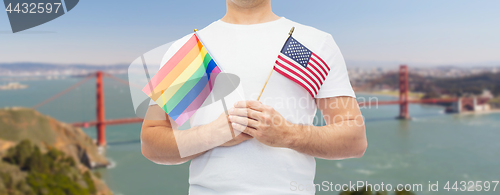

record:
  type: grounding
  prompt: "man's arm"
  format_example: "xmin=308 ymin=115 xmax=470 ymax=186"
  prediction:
xmin=141 ymin=105 xmax=252 ymax=165
xmin=228 ymin=97 xmax=367 ymax=160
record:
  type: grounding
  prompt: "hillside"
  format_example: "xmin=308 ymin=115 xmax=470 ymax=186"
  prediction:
xmin=366 ymin=72 xmax=500 ymax=98
xmin=0 ymin=107 xmax=112 ymax=194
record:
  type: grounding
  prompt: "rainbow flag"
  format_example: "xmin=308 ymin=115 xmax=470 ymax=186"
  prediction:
xmin=142 ymin=34 xmax=221 ymax=126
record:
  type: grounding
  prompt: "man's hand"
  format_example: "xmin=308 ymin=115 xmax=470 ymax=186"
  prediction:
xmin=141 ymin=105 xmax=253 ymax=165
xmin=228 ymin=100 xmax=298 ymax=148
xmin=227 ymin=97 xmax=366 ymax=160
xmin=216 ymin=113 xmax=254 ymax=147
xmin=220 ymin=133 xmax=253 ymax=147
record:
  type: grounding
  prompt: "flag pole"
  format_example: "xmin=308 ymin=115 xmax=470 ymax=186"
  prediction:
xmin=194 ymin=29 xmax=236 ymax=138
xmin=256 ymin=27 xmax=295 ymax=101
xmin=194 ymin=29 xmax=235 ymax=137
xmin=194 ymin=29 xmax=229 ymax=115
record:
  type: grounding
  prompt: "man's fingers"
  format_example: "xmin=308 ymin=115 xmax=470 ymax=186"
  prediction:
xmin=246 ymin=100 xmax=266 ymax=111
xmin=229 ymin=115 xmax=258 ymax=128
xmin=231 ymin=123 xmax=257 ymax=136
xmin=228 ymin=107 xmax=248 ymax=117
xmin=229 ymin=108 xmax=260 ymax=120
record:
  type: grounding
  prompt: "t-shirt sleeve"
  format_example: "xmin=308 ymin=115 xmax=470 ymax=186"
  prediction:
xmin=315 ymin=34 xmax=356 ymax=99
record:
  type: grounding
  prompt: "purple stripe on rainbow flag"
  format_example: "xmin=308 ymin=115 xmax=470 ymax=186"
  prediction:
xmin=168 ymin=66 xmax=220 ymax=121
xmin=142 ymin=33 xmax=222 ymax=126
xmin=174 ymin=70 xmax=220 ymax=125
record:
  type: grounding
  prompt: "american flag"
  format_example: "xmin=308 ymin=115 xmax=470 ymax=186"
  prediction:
xmin=273 ymin=36 xmax=330 ymax=97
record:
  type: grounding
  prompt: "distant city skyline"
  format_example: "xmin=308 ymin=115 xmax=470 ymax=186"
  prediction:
xmin=1 ymin=0 xmax=499 ymax=67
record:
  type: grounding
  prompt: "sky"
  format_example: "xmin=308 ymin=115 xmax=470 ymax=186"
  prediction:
xmin=1 ymin=0 xmax=499 ymax=67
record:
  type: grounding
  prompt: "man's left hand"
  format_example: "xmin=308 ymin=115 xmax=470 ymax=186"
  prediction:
xmin=228 ymin=100 xmax=298 ymax=148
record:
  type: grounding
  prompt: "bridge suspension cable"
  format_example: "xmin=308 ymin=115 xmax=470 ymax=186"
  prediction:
xmin=32 ymin=74 xmax=94 ymax=109
xmin=103 ymin=72 xmax=142 ymax=89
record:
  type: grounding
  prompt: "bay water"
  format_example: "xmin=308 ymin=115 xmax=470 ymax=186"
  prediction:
xmin=1 ymin=77 xmax=499 ymax=195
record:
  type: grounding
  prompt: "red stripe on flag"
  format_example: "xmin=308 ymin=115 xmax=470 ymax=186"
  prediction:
xmin=311 ymin=54 xmax=330 ymax=76
xmin=275 ymin=60 xmax=318 ymax=95
xmin=310 ymin=56 xmax=328 ymax=77
xmin=275 ymin=61 xmax=318 ymax=95
xmin=308 ymin=59 xmax=327 ymax=80
xmin=273 ymin=66 xmax=315 ymax=97
xmin=307 ymin=62 xmax=325 ymax=82
xmin=312 ymin=53 xmax=330 ymax=71
xmin=277 ymin=55 xmax=321 ymax=91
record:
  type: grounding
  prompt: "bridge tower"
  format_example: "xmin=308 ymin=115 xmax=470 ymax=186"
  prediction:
xmin=397 ymin=65 xmax=410 ymax=119
xmin=96 ymin=71 xmax=106 ymax=146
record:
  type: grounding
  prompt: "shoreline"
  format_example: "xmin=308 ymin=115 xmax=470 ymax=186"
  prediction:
xmin=457 ymin=109 xmax=500 ymax=116
xmin=355 ymin=90 xmax=424 ymax=99
xmin=355 ymin=91 xmax=398 ymax=97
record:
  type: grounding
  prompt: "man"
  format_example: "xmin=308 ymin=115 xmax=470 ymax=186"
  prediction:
xmin=141 ymin=0 xmax=367 ymax=194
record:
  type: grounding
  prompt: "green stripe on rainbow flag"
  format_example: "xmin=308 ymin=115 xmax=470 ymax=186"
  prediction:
xmin=142 ymin=34 xmax=221 ymax=126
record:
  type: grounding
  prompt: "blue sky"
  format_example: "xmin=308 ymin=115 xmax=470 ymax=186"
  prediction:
xmin=1 ymin=0 xmax=499 ymax=67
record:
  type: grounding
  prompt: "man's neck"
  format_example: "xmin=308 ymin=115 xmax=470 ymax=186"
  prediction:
xmin=221 ymin=1 xmax=280 ymax=25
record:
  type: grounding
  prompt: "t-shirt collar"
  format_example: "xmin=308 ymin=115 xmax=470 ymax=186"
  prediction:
xmin=214 ymin=17 xmax=287 ymax=29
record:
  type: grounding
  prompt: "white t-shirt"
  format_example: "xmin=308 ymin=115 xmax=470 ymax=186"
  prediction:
xmin=157 ymin=17 xmax=355 ymax=195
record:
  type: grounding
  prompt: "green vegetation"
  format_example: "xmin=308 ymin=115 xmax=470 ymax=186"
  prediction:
xmin=0 ymin=140 xmax=98 ymax=195
xmin=0 ymin=171 xmax=33 ymax=195
xmin=0 ymin=108 xmax=56 ymax=144
xmin=430 ymin=73 xmax=500 ymax=97
xmin=488 ymin=97 xmax=500 ymax=108
xmin=368 ymin=72 xmax=500 ymax=98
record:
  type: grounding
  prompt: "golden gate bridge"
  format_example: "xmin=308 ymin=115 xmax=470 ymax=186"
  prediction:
xmin=31 ymin=65 xmax=463 ymax=147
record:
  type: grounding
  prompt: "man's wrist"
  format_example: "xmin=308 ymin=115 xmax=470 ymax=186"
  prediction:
xmin=285 ymin=123 xmax=305 ymax=149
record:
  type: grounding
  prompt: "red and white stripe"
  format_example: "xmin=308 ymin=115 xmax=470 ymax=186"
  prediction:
xmin=274 ymin=52 xmax=329 ymax=97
